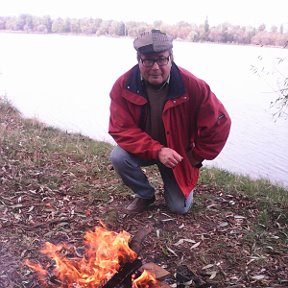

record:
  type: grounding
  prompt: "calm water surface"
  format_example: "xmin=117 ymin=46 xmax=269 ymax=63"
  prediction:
xmin=0 ymin=33 xmax=287 ymax=188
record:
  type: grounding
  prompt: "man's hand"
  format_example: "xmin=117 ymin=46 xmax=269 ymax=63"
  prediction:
xmin=158 ymin=147 xmax=183 ymax=168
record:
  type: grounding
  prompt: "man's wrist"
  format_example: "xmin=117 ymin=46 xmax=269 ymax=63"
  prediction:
xmin=157 ymin=146 xmax=165 ymax=158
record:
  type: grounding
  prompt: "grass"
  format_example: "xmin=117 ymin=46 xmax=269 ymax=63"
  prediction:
xmin=0 ymin=97 xmax=113 ymax=185
xmin=200 ymin=167 xmax=288 ymax=203
xmin=199 ymin=167 xmax=288 ymax=238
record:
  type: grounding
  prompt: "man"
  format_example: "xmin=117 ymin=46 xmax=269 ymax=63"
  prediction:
xmin=108 ymin=29 xmax=231 ymax=215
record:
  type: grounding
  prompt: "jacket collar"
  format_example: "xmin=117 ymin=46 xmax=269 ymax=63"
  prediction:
xmin=125 ymin=63 xmax=185 ymax=99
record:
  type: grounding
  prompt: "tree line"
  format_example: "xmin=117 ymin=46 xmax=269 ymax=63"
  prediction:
xmin=0 ymin=14 xmax=288 ymax=47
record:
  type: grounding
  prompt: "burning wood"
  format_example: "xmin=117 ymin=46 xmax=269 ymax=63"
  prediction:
xmin=102 ymin=259 xmax=143 ymax=288
xmin=25 ymin=225 xmax=158 ymax=288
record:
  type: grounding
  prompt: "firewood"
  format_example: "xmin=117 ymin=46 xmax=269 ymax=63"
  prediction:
xmin=139 ymin=262 xmax=171 ymax=280
xmin=129 ymin=224 xmax=153 ymax=254
xmin=102 ymin=259 xmax=143 ymax=288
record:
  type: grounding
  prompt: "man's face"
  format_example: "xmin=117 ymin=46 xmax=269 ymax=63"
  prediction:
xmin=138 ymin=51 xmax=172 ymax=86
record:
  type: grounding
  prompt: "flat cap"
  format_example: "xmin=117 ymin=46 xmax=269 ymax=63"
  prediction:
xmin=133 ymin=29 xmax=173 ymax=54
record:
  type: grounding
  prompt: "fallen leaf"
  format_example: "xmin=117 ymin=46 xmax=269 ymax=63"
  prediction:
xmin=209 ymin=270 xmax=217 ymax=279
xmin=251 ymin=274 xmax=266 ymax=280
xmin=190 ymin=242 xmax=201 ymax=249
xmin=166 ymin=246 xmax=178 ymax=256
xmin=174 ymin=238 xmax=196 ymax=246
xmin=202 ymin=264 xmax=214 ymax=270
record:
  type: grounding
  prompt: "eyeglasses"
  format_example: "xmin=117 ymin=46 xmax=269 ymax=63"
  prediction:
xmin=139 ymin=56 xmax=170 ymax=67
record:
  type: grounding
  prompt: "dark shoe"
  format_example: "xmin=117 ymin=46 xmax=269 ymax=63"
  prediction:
xmin=125 ymin=196 xmax=155 ymax=214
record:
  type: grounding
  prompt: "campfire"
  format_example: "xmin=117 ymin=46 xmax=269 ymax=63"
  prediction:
xmin=25 ymin=225 xmax=159 ymax=288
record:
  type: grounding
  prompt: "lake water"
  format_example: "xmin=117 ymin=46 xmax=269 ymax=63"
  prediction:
xmin=0 ymin=32 xmax=287 ymax=188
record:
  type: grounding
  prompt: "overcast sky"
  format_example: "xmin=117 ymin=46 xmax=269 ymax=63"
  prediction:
xmin=0 ymin=0 xmax=287 ymax=28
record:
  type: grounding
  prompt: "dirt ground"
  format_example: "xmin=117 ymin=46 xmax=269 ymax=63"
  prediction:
xmin=1 ymin=177 xmax=287 ymax=288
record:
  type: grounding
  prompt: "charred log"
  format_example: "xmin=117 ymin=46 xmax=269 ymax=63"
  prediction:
xmin=102 ymin=259 xmax=143 ymax=288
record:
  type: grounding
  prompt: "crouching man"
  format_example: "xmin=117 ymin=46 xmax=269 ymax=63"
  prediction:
xmin=108 ymin=29 xmax=231 ymax=215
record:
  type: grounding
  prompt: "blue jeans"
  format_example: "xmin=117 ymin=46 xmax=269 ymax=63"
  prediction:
xmin=109 ymin=146 xmax=193 ymax=214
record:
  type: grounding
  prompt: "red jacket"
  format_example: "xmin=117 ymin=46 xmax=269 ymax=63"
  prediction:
xmin=109 ymin=63 xmax=231 ymax=198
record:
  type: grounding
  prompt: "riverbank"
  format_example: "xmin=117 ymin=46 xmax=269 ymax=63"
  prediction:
xmin=1 ymin=32 xmax=288 ymax=187
xmin=1 ymin=97 xmax=287 ymax=287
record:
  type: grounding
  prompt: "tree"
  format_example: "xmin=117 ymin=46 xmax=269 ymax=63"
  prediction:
xmin=272 ymin=57 xmax=288 ymax=119
xmin=204 ymin=16 xmax=209 ymax=33
xmin=251 ymin=56 xmax=288 ymax=119
xmin=0 ymin=17 xmax=5 ymax=29
xmin=51 ymin=18 xmax=66 ymax=33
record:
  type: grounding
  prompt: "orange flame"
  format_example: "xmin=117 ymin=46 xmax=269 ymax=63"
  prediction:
xmin=25 ymin=226 xmax=156 ymax=287
xmin=24 ymin=259 xmax=48 ymax=285
xmin=132 ymin=270 xmax=157 ymax=288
